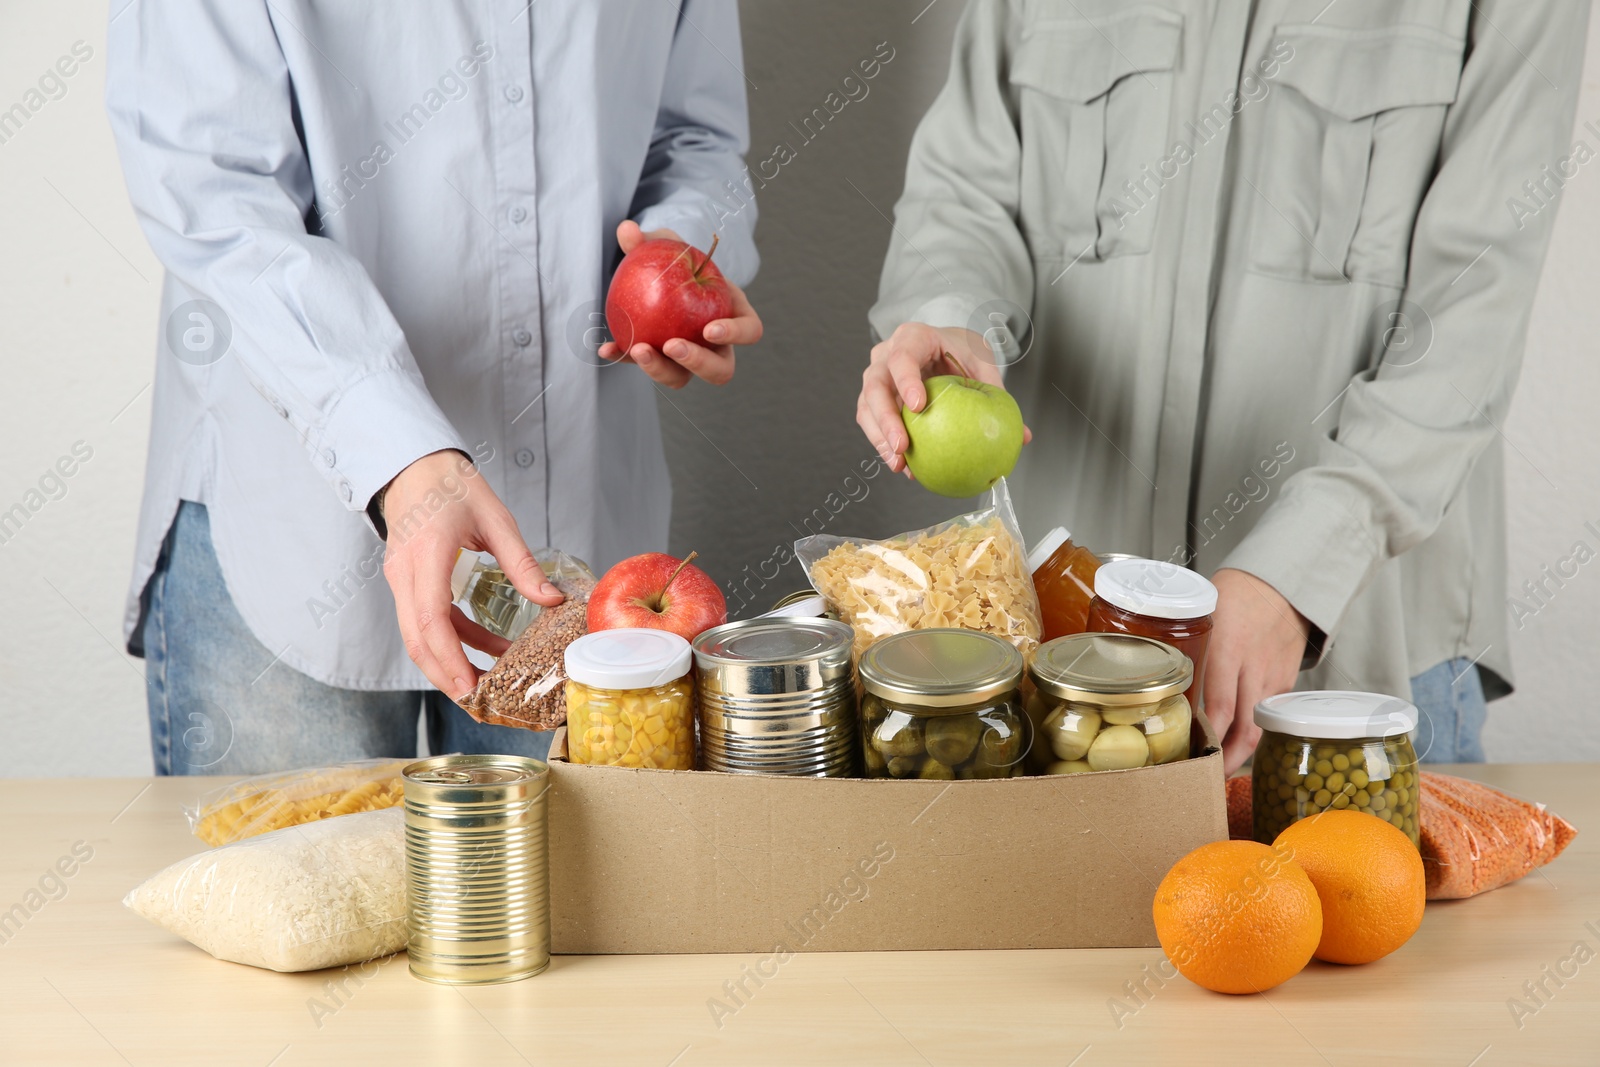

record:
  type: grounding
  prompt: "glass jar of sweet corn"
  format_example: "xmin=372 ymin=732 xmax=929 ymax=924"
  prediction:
xmin=563 ymin=628 xmax=695 ymax=769
xmin=1251 ymin=691 xmax=1420 ymax=849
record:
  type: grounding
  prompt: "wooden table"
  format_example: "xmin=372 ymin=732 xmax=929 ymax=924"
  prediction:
xmin=1 ymin=765 xmax=1592 ymax=1066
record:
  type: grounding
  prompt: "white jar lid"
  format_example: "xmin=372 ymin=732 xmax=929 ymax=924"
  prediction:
xmin=564 ymin=628 xmax=692 ymax=690
xmin=1253 ymin=690 xmax=1418 ymax=740
xmin=1026 ymin=526 xmax=1073 ymax=574
xmin=1092 ymin=558 xmax=1218 ymax=619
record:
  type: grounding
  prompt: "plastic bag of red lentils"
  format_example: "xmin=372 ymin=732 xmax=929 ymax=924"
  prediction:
xmin=1225 ymin=772 xmax=1577 ymax=900
xmin=1417 ymin=772 xmax=1578 ymax=899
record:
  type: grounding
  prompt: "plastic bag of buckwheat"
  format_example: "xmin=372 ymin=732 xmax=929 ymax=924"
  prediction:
xmin=457 ymin=552 xmax=596 ymax=730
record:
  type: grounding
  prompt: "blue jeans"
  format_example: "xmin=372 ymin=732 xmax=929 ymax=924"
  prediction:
xmin=1409 ymin=657 xmax=1489 ymax=763
xmin=141 ymin=501 xmax=553 ymax=775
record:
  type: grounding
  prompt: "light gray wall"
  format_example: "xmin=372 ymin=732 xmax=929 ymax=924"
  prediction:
xmin=662 ymin=1 xmax=967 ymax=618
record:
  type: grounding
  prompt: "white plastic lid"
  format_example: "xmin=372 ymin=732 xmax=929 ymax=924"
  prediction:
xmin=1254 ymin=690 xmax=1418 ymax=740
xmin=564 ymin=628 xmax=692 ymax=690
xmin=1093 ymin=558 xmax=1218 ymax=619
xmin=1026 ymin=526 xmax=1073 ymax=574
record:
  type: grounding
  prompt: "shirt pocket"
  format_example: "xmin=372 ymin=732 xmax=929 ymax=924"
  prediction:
xmin=1251 ymin=23 xmax=1464 ymax=287
xmin=1009 ymin=6 xmax=1183 ymax=263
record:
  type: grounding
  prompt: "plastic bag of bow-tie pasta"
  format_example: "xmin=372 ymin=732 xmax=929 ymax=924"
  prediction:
xmin=796 ymin=479 xmax=1042 ymax=659
xmin=185 ymin=758 xmax=410 ymax=846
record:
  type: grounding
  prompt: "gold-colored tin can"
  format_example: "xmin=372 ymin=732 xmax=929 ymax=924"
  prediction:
xmin=402 ymin=754 xmax=550 ymax=984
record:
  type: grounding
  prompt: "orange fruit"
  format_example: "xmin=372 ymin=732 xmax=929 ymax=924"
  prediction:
xmin=1274 ymin=809 xmax=1425 ymax=965
xmin=1152 ymin=840 xmax=1322 ymax=994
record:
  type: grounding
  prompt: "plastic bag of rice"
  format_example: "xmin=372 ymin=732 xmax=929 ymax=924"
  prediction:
xmin=124 ymin=807 xmax=406 ymax=972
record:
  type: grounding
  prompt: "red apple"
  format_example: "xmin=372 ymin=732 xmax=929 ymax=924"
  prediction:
xmin=587 ymin=551 xmax=727 ymax=642
xmin=605 ymin=235 xmax=734 ymax=352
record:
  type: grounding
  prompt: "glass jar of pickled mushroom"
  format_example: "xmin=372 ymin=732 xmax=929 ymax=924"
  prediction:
xmin=563 ymin=628 xmax=695 ymax=769
xmin=1027 ymin=633 xmax=1195 ymax=774
xmin=1251 ymin=691 xmax=1420 ymax=849
xmin=1084 ymin=558 xmax=1216 ymax=711
xmin=857 ymin=629 xmax=1028 ymax=780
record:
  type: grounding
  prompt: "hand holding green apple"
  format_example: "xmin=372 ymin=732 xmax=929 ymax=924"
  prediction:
xmin=856 ymin=322 xmax=1031 ymax=492
xmin=903 ymin=368 xmax=1025 ymax=497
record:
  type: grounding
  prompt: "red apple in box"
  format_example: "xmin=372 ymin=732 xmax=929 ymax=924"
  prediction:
xmin=587 ymin=551 xmax=727 ymax=642
xmin=605 ymin=235 xmax=734 ymax=352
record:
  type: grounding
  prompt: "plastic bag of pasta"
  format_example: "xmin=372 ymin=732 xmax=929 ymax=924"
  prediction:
xmin=186 ymin=758 xmax=409 ymax=846
xmin=796 ymin=479 xmax=1042 ymax=658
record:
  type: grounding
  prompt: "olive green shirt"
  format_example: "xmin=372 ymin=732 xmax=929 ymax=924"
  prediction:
xmin=872 ymin=0 xmax=1587 ymax=701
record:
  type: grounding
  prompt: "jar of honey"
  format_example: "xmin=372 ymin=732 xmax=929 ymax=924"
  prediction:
xmin=1084 ymin=558 xmax=1217 ymax=711
xmin=1027 ymin=527 xmax=1101 ymax=643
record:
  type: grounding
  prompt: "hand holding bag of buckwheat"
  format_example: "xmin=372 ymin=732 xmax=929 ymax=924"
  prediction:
xmin=458 ymin=553 xmax=597 ymax=730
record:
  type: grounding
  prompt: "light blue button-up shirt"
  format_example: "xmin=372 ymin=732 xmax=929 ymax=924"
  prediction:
xmin=107 ymin=0 xmax=758 ymax=688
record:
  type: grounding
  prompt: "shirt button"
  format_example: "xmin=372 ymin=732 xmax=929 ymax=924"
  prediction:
xmin=339 ymin=481 xmax=354 ymax=503
xmin=514 ymin=448 xmax=536 ymax=468
xmin=512 ymin=327 xmax=533 ymax=347
xmin=505 ymin=85 xmax=524 ymax=103
xmin=509 ymin=205 xmax=528 ymax=224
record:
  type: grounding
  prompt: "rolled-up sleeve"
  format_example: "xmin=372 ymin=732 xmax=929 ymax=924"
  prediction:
xmin=105 ymin=0 xmax=466 ymax=513
xmin=1224 ymin=0 xmax=1589 ymax=650
xmin=868 ymin=0 xmax=1034 ymax=360
xmin=629 ymin=0 xmax=759 ymax=287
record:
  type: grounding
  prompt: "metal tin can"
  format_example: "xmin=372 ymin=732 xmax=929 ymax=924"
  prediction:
xmin=693 ymin=617 xmax=857 ymax=777
xmin=402 ymin=754 xmax=550 ymax=984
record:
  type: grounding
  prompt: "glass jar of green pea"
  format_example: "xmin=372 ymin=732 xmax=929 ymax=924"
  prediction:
xmin=1251 ymin=691 xmax=1421 ymax=849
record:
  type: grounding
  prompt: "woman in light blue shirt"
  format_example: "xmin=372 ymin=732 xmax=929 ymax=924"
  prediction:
xmin=106 ymin=0 xmax=763 ymax=773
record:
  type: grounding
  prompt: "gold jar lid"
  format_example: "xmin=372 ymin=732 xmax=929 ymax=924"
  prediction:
xmin=1029 ymin=633 xmax=1192 ymax=706
xmin=857 ymin=629 xmax=1023 ymax=708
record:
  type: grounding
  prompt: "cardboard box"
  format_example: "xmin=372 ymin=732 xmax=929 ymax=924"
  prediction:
xmin=547 ymin=713 xmax=1226 ymax=953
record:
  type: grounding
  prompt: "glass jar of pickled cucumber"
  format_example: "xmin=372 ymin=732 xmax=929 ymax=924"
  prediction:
xmin=1251 ymin=691 xmax=1420 ymax=849
xmin=857 ymin=629 xmax=1028 ymax=780
xmin=1027 ymin=633 xmax=1195 ymax=775
xmin=563 ymin=628 xmax=695 ymax=769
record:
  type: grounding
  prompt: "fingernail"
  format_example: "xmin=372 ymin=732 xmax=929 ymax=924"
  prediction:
xmin=454 ymin=676 xmax=472 ymax=696
xmin=705 ymin=323 xmax=727 ymax=342
xmin=541 ymin=582 xmax=560 ymax=597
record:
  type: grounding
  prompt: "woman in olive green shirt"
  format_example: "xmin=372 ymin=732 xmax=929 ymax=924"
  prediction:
xmin=858 ymin=0 xmax=1587 ymax=771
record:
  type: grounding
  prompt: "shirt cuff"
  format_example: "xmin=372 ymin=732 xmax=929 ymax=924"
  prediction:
xmin=1219 ymin=479 xmax=1384 ymax=667
xmin=306 ymin=367 xmax=469 ymax=519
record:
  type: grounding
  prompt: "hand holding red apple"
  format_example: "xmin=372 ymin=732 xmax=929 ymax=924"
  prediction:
xmin=598 ymin=222 xmax=763 ymax=389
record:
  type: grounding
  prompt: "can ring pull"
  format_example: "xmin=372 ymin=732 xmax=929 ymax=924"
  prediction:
xmin=412 ymin=769 xmax=476 ymax=784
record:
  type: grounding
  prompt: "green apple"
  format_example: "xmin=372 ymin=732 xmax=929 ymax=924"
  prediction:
xmin=902 ymin=375 xmax=1024 ymax=497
